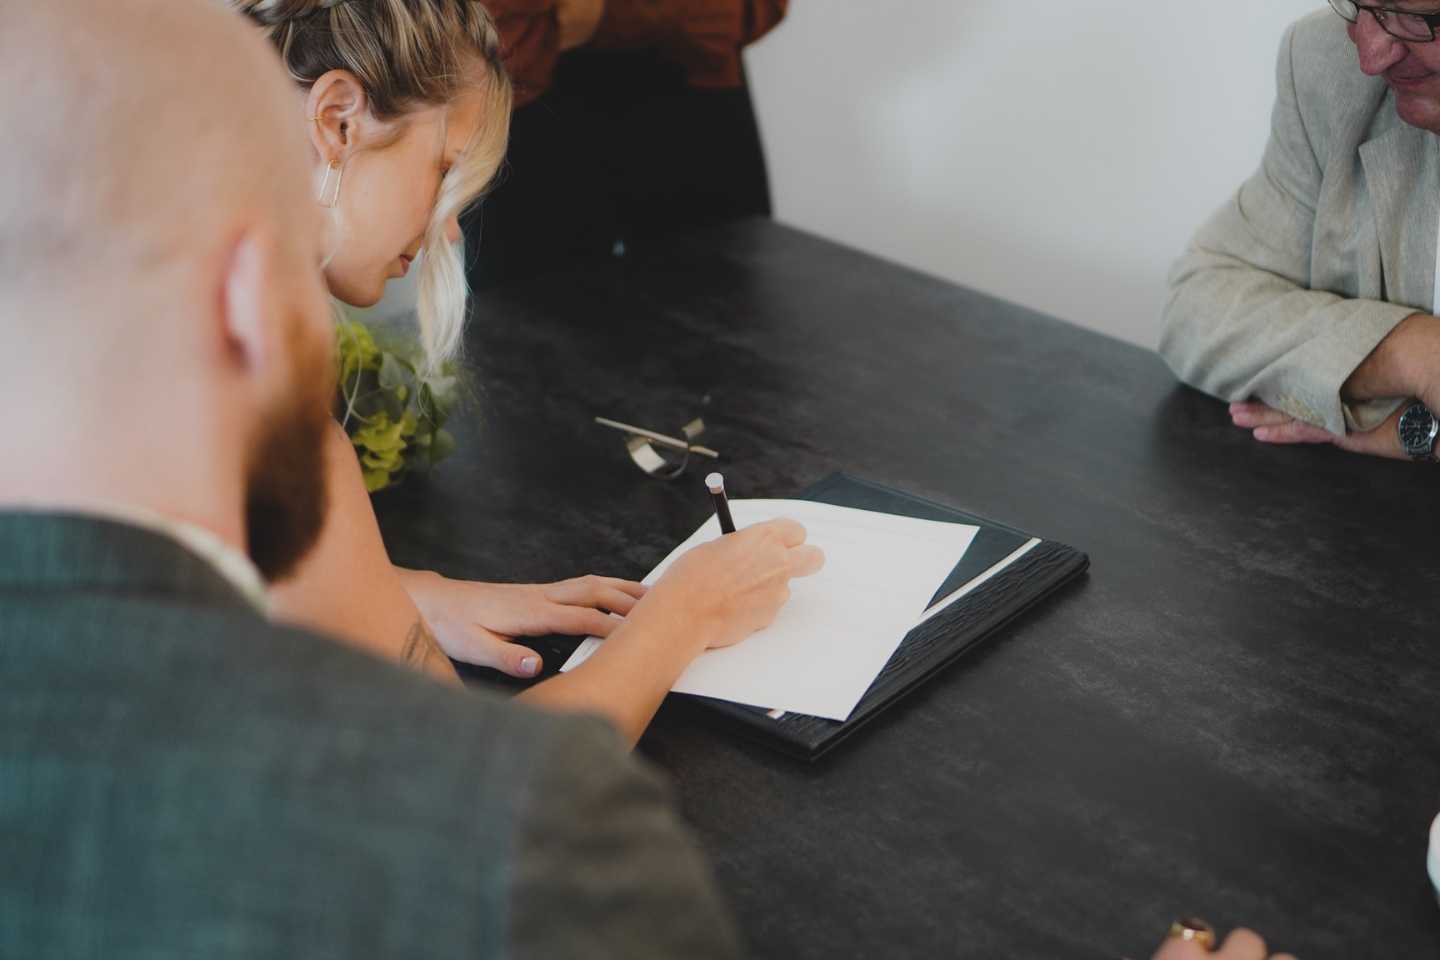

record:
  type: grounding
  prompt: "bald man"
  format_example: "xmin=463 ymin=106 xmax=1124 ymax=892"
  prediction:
xmin=0 ymin=3 xmax=739 ymax=957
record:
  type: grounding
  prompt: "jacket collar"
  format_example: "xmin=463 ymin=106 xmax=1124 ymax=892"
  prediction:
xmin=0 ymin=511 xmax=263 ymax=614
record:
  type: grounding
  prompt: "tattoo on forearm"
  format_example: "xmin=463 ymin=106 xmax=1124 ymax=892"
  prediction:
xmin=400 ymin=619 xmax=445 ymax=673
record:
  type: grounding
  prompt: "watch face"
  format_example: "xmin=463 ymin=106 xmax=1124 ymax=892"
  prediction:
xmin=1399 ymin=404 xmax=1439 ymax=456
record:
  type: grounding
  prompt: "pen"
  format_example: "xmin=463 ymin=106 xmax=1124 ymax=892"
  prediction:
xmin=706 ymin=472 xmax=736 ymax=535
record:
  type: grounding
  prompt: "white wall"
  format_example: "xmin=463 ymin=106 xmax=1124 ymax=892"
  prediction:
xmin=744 ymin=2 xmax=1326 ymax=348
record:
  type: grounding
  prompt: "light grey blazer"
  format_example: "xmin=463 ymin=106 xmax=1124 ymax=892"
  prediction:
xmin=1160 ymin=9 xmax=1437 ymax=435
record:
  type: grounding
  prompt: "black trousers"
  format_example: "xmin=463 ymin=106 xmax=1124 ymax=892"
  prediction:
xmin=463 ymin=48 xmax=773 ymax=289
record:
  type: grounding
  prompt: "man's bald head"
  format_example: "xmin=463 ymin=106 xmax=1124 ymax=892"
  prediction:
xmin=0 ymin=0 xmax=337 ymax=583
xmin=0 ymin=0 xmax=317 ymax=308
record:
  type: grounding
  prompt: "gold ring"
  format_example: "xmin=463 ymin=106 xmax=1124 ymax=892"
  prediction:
xmin=1167 ymin=917 xmax=1216 ymax=950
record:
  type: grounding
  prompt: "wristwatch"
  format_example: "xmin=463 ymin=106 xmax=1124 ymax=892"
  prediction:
xmin=1398 ymin=401 xmax=1440 ymax=461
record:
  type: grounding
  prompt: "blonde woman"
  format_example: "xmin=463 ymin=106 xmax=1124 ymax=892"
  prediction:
xmin=232 ymin=0 xmax=823 ymax=744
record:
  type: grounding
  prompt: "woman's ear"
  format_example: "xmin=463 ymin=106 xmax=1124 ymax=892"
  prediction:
xmin=305 ymin=69 xmax=371 ymax=164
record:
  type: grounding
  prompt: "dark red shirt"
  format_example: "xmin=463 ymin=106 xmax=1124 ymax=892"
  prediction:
xmin=490 ymin=0 xmax=789 ymax=106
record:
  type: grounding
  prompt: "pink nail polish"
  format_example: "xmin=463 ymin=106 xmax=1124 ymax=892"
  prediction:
xmin=520 ymin=656 xmax=539 ymax=676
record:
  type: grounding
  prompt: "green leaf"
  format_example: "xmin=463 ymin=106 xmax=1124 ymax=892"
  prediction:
xmin=362 ymin=467 xmax=393 ymax=493
xmin=430 ymin=428 xmax=456 ymax=464
xmin=426 ymin=374 xmax=459 ymax=413
xmin=333 ymin=318 xmax=464 ymax=493
xmin=336 ymin=320 xmax=380 ymax=373
xmin=381 ymin=389 xmax=405 ymax=422
xmin=378 ymin=352 xmax=408 ymax=391
xmin=354 ymin=413 xmax=407 ymax=455
xmin=398 ymin=409 xmax=419 ymax=438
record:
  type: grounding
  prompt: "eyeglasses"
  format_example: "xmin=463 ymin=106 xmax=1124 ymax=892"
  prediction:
xmin=1328 ymin=0 xmax=1440 ymax=42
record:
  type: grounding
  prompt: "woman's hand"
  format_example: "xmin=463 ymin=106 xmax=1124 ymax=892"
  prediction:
xmin=397 ymin=569 xmax=647 ymax=678
xmin=516 ymin=518 xmax=825 ymax=745
xmin=643 ymin=518 xmax=827 ymax=653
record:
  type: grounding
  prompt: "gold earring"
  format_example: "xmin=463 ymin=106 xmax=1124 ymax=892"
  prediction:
xmin=317 ymin=161 xmax=344 ymax=208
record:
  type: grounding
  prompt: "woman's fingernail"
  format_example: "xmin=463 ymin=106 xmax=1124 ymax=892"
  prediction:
xmin=520 ymin=656 xmax=539 ymax=676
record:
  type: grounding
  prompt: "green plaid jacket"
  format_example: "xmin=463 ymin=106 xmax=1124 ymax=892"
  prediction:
xmin=0 ymin=513 xmax=739 ymax=960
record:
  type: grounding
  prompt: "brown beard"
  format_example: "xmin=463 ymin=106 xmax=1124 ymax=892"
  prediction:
xmin=244 ymin=321 xmax=335 ymax=583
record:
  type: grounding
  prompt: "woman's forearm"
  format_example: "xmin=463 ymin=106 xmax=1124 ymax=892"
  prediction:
xmin=269 ymin=422 xmax=459 ymax=686
xmin=516 ymin=593 xmax=718 ymax=746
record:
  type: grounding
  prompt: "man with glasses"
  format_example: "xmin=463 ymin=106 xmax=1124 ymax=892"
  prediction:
xmin=1161 ymin=2 xmax=1440 ymax=463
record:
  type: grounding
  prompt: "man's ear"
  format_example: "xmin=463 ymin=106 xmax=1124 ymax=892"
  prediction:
xmin=221 ymin=227 xmax=281 ymax=381
xmin=306 ymin=69 xmax=373 ymax=164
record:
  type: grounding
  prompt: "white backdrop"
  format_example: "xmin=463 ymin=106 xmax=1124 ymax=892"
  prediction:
xmin=743 ymin=2 xmax=1327 ymax=348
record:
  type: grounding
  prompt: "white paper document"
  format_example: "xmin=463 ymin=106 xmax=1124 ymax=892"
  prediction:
xmin=560 ymin=499 xmax=978 ymax=722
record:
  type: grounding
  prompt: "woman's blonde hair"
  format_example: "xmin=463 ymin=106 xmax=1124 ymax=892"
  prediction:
xmin=233 ymin=0 xmax=512 ymax=372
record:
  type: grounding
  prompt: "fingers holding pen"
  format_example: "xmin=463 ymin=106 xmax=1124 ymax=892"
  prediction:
xmin=657 ymin=477 xmax=825 ymax=648
xmin=788 ymin=543 xmax=826 ymax=578
xmin=741 ymin=518 xmax=826 ymax=578
xmin=757 ymin=516 xmax=808 ymax=547
xmin=766 ymin=516 xmax=825 ymax=578
xmin=651 ymin=513 xmax=826 ymax=650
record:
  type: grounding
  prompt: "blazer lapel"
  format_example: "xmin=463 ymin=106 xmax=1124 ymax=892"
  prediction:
xmin=1359 ymin=110 xmax=1439 ymax=311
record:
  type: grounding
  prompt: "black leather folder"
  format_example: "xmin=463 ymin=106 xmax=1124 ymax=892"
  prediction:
xmin=684 ymin=473 xmax=1089 ymax=761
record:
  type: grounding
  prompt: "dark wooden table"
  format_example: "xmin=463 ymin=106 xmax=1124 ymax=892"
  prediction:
xmin=376 ymin=219 xmax=1440 ymax=959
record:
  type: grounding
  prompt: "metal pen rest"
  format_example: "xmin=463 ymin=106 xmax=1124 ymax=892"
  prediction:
xmin=593 ymin=416 xmax=718 ymax=480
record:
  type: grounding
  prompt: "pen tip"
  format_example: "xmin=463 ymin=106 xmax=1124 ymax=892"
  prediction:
xmin=705 ymin=472 xmax=725 ymax=494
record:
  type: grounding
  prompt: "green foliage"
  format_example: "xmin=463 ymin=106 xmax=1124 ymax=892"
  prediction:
xmin=335 ymin=320 xmax=463 ymax=493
